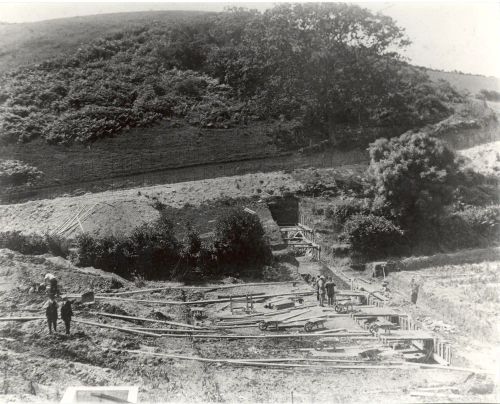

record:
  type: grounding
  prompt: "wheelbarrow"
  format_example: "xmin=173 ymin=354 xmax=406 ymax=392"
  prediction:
xmin=258 ymin=316 xmax=326 ymax=332
xmin=334 ymin=299 xmax=354 ymax=314
xmin=368 ymin=319 xmax=398 ymax=335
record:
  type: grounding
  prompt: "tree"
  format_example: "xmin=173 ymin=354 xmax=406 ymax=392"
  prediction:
xmin=367 ymin=132 xmax=458 ymax=227
xmin=214 ymin=208 xmax=271 ymax=274
xmin=208 ymin=4 xmax=416 ymax=128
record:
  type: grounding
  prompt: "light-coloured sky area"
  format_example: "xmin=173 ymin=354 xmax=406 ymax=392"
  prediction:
xmin=0 ymin=1 xmax=498 ymax=77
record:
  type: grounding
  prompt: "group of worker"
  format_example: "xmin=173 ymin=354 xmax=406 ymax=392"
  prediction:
xmin=311 ymin=275 xmax=336 ymax=307
xmin=40 ymin=273 xmax=73 ymax=335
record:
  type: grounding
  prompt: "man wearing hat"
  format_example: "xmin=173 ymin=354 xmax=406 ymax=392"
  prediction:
xmin=60 ymin=296 xmax=73 ymax=335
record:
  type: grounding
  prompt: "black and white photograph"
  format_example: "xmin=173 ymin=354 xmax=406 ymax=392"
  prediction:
xmin=0 ymin=1 xmax=498 ymax=403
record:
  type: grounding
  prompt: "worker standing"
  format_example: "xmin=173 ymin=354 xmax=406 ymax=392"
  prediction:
xmin=318 ymin=275 xmax=326 ymax=307
xmin=60 ymin=296 xmax=73 ymax=335
xmin=44 ymin=297 xmax=58 ymax=334
xmin=410 ymin=278 xmax=420 ymax=304
xmin=311 ymin=276 xmax=319 ymax=301
xmin=44 ymin=273 xmax=59 ymax=298
xmin=325 ymin=277 xmax=336 ymax=306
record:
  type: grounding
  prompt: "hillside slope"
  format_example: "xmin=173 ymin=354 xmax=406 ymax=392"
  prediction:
xmin=0 ymin=11 xmax=206 ymax=74
xmin=0 ymin=12 xmax=497 ymax=96
xmin=426 ymin=69 xmax=500 ymax=95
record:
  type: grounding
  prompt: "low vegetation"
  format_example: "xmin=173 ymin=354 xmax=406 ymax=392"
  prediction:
xmin=72 ymin=209 xmax=271 ymax=281
xmin=0 ymin=159 xmax=43 ymax=186
xmin=478 ymin=89 xmax=500 ymax=102
xmin=0 ymin=231 xmax=70 ymax=257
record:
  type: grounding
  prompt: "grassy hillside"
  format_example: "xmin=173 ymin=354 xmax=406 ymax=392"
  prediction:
xmin=0 ymin=11 xmax=207 ymax=74
xmin=426 ymin=69 xmax=500 ymax=95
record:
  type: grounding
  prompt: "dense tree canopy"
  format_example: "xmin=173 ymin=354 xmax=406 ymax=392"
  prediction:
xmin=0 ymin=5 xmax=462 ymax=145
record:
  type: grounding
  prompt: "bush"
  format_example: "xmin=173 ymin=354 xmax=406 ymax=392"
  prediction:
xmin=436 ymin=205 xmax=500 ymax=250
xmin=0 ymin=231 xmax=48 ymax=255
xmin=73 ymin=233 xmax=134 ymax=278
xmin=478 ymin=89 xmax=500 ymax=102
xmin=325 ymin=198 xmax=370 ymax=227
xmin=73 ymin=217 xmax=183 ymax=280
xmin=129 ymin=217 xmax=182 ymax=279
xmin=340 ymin=214 xmax=406 ymax=259
xmin=44 ymin=233 xmax=71 ymax=258
xmin=368 ymin=132 xmax=458 ymax=226
xmin=214 ymin=209 xmax=272 ymax=276
xmin=73 ymin=211 xmax=272 ymax=281
xmin=175 ymin=77 xmax=208 ymax=97
xmin=0 ymin=160 xmax=43 ymax=187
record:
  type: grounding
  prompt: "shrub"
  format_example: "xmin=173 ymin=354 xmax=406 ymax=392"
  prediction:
xmin=73 ymin=233 xmax=134 ymax=278
xmin=72 ymin=212 xmax=272 ymax=281
xmin=325 ymin=198 xmax=370 ymax=227
xmin=436 ymin=205 xmax=500 ymax=250
xmin=175 ymin=77 xmax=208 ymax=97
xmin=73 ymin=217 xmax=182 ymax=280
xmin=73 ymin=233 xmax=98 ymax=267
xmin=340 ymin=214 xmax=406 ymax=258
xmin=0 ymin=231 xmax=48 ymax=255
xmin=44 ymin=233 xmax=71 ymax=259
xmin=129 ymin=217 xmax=182 ymax=279
xmin=478 ymin=89 xmax=500 ymax=102
xmin=0 ymin=160 xmax=43 ymax=187
xmin=214 ymin=209 xmax=272 ymax=276
xmin=368 ymin=132 xmax=458 ymax=226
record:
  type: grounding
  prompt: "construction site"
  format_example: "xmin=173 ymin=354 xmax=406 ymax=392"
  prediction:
xmin=0 ymin=4 xmax=499 ymax=403
xmin=0 ymin=160 xmax=498 ymax=403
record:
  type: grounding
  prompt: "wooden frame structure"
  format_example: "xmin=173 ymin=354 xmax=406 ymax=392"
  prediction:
xmin=280 ymin=223 xmax=321 ymax=260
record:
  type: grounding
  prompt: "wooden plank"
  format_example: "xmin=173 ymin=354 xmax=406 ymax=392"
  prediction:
xmin=56 ymin=205 xmax=86 ymax=234
xmin=89 ymin=311 xmax=204 ymax=330
xmin=0 ymin=316 xmax=45 ymax=322
xmin=409 ymin=392 xmax=463 ymax=398
xmin=271 ymin=309 xmax=313 ymax=323
xmin=73 ymin=319 xmax=162 ymax=337
xmin=132 ymin=328 xmax=217 ymax=334
xmin=315 ymin=328 xmax=347 ymax=334
xmin=101 ymin=281 xmax=298 ymax=296
xmin=116 ymin=349 xmax=410 ymax=370
xmin=417 ymin=363 xmax=495 ymax=375
xmin=151 ymin=332 xmax=374 ymax=339
xmin=217 ymin=292 xmax=266 ymax=299
xmin=93 ymin=291 xmax=314 ymax=306
xmin=282 ymin=315 xmax=327 ymax=324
